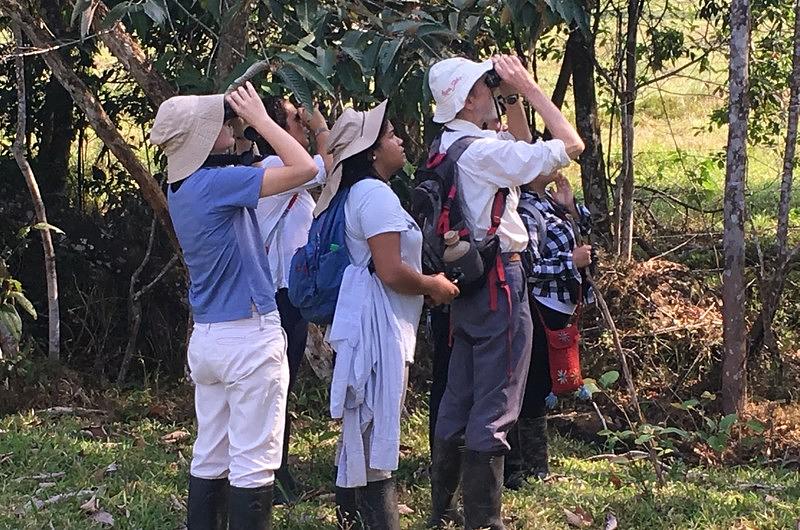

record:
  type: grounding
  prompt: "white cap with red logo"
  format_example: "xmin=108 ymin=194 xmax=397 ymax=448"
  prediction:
xmin=428 ymin=57 xmax=494 ymax=124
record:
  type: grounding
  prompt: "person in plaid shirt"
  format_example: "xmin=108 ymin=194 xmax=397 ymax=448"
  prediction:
xmin=505 ymin=171 xmax=594 ymax=489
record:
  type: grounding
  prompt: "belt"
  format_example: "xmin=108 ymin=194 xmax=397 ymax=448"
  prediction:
xmin=502 ymin=252 xmax=521 ymax=263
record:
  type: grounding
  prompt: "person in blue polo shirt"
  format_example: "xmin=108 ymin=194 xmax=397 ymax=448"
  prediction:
xmin=150 ymin=82 xmax=317 ymax=530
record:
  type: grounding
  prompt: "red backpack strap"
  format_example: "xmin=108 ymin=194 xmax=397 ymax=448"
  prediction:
xmin=486 ymin=188 xmax=509 ymax=237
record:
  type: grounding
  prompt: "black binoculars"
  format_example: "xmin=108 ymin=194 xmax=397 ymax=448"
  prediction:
xmin=484 ymin=69 xmax=502 ymax=89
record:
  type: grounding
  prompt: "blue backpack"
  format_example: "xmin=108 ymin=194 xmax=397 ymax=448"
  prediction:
xmin=288 ymin=187 xmax=354 ymax=325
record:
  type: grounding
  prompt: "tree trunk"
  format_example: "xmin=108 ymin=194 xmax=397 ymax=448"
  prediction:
xmin=747 ymin=0 xmax=800 ymax=359
xmin=617 ymin=0 xmax=640 ymax=261
xmin=721 ymin=0 xmax=751 ymax=415
xmin=570 ymin=28 xmax=612 ymax=244
xmin=36 ymin=77 xmax=75 ymax=197
xmin=2 ymin=0 xmax=180 ymax=255
xmin=214 ymin=0 xmax=251 ymax=88
xmin=92 ymin=1 xmax=176 ymax=107
xmin=11 ymin=24 xmax=60 ymax=362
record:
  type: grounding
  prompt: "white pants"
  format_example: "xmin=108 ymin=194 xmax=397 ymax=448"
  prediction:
xmin=188 ymin=311 xmax=288 ymax=488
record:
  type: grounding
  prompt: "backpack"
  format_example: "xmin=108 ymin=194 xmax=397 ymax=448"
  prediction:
xmin=287 ymin=187 xmax=354 ymax=325
xmin=410 ymin=131 xmax=508 ymax=297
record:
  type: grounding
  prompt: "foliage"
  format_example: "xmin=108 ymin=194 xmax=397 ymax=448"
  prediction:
xmin=1 ymin=389 xmax=799 ymax=529
xmin=0 ymin=256 xmax=36 ymax=346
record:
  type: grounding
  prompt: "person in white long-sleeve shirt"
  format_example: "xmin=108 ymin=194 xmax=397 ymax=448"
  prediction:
xmin=427 ymin=55 xmax=585 ymax=529
xmin=315 ymin=100 xmax=459 ymax=530
xmin=235 ymin=97 xmax=333 ymax=504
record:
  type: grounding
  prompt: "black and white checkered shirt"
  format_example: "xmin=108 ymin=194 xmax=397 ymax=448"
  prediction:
xmin=517 ymin=190 xmax=594 ymax=306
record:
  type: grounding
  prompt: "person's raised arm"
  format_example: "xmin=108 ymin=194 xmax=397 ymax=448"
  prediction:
xmin=301 ymin=105 xmax=334 ymax=176
xmin=493 ymin=55 xmax=585 ymax=159
xmin=225 ymin=82 xmax=318 ymax=197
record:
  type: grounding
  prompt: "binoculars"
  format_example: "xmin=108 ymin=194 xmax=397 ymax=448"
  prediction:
xmin=484 ymin=69 xmax=502 ymax=89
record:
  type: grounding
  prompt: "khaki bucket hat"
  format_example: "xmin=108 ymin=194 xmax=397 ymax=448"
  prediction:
xmin=313 ymin=100 xmax=388 ymax=216
xmin=149 ymin=94 xmax=225 ymax=183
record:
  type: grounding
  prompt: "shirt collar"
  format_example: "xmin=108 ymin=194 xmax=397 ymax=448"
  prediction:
xmin=445 ymin=118 xmax=497 ymax=138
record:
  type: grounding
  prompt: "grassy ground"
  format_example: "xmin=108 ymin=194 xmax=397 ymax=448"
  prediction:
xmin=2 ymin=389 xmax=800 ymax=530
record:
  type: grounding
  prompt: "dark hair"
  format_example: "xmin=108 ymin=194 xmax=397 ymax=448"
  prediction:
xmin=339 ymin=118 xmax=389 ymax=189
xmin=254 ymin=96 xmax=289 ymax=156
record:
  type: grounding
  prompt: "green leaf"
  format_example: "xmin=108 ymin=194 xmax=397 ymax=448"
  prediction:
xmin=336 ymin=60 xmax=366 ymax=94
xmin=581 ymin=378 xmax=601 ymax=394
xmin=340 ymin=46 xmax=366 ymax=70
xmin=386 ymin=20 xmax=422 ymax=35
xmin=143 ymin=0 xmax=168 ymax=26
xmin=0 ymin=304 xmax=22 ymax=341
xmin=265 ymin=0 xmax=284 ymax=23
xmin=276 ymin=65 xmax=314 ymax=113
xmin=415 ymin=23 xmax=455 ymax=39
xmin=701 ymin=391 xmax=716 ymax=401
xmin=707 ymin=434 xmax=726 ymax=452
xmin=378 ymin=38 xmax=403 ymax=76
xmin=277 ymin=54 xmax=334 ymax=94
xmin=100 ymin=1 xmax=132 ymax=29
xmin=296 ymin=0 xmax=318 ymax=32
xmin=634 ymin=433 xmax=654 ymax=445
xmin=659 ymin=427 xmax=689 ymax=438
xmin=448 ymin=11 xmax=459 ymax=32
xmin=205 ymin=0 xmax=221 ymax=21
xmin=317 ymin=48 xmax=337 ymax=77
xmin=542 ymin=0 xmax=589 ymax=34
xmin=32 ymin=222 xmax=65 ymax=235
xmin=719 ymin=413 xmax=738 ymax=434
xmin=71 ymin=0 xmax=93 ymax=26
xmin=746 ymin=420 xmax=766 ymax=434
xmin=9 ymin=292 xmax=36 ymax=319
xmin=362 ymin=38 xmax=385 ymax=76
xmin=599 ymin=370 xmax=620 ymax=388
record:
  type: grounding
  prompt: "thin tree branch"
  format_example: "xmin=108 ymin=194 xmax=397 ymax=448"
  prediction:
xmin=11 ymin=22 xmax=60 ymax=361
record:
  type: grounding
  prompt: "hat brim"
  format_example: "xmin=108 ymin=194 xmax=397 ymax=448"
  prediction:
xmin=313 ymin=100 xmax=389 ymax=216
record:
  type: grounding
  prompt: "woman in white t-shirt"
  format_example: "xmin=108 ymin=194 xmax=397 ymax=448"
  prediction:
xmin=317 ymin=101 xmax=460 ymax=530
xmin=235 ymin=97 xmax=332 ymax=504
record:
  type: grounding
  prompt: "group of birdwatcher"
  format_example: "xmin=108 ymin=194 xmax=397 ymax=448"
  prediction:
xmin=149 ymin=50 xmax=593 ymax=529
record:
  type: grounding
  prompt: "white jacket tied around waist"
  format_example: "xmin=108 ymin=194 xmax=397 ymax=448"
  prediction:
xmin=328 ymin=264 xmax=409 ymax=488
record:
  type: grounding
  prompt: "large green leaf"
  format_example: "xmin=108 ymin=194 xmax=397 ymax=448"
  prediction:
xmin=9 ymin=292 xmax=36 ymax=319
xmin=277 ymin=53 xmax=334 ymax=94
xmin=378 ymin=38 xmax=403 ymax=76
xmin=100 ymin=1 xmax=133 ymax=29
xmin=340 ymin=46 xmax=366 ymax=71
xmin=362 ymin=38 xmax=385 ymax=76
xmin=276 ymin=65 xmax=314 ymax=111
xmin=542 ymin=0 xmax=589 ymax=34
xmin=32 ymin=222 xmax=65 ymax=235
xmin=265 ymin=0 xmax=284 ymax=23
xmin=143 ymin=0 xmax=168 ymax=26
xmin=296 ymin=0 xmax=319 ymax=32
xmin=0 ymin=305 xmax=22 ymax=342
xmin=317 ymin=47 xmax=338 ymax=77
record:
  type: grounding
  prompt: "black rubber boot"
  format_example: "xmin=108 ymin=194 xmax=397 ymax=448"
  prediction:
xmin=520 ymin=416 xmax=549 ymax=479
xmin=187 ymin=476 xmax=228 ymax=530
xmin=427 ymin=438 xmax=464 ymax=527
xmin=228 ymin=484 xmax=272 ymax=530
xmin=335 ymin=486 xmax=362 ymax=529
xmin=462 ymin=450 xmax=506 ymax=530
xmin=503 ymin=423 xmax=527 ymax=490
xmin=360 ymin=477 xmax=400 ymax=530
